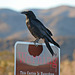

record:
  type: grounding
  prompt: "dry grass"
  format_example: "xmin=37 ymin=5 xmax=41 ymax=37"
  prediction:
xmin=0 ymin=51 xmax=75 ymax=75
xmin=60 ymin=60 xmax=75 ymax=75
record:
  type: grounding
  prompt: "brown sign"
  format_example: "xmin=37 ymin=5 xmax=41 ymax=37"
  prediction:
xmin=14 ymin=42 xmax=60 ymax=75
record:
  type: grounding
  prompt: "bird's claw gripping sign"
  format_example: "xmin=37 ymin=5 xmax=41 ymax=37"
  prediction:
xmin=14 ymin=41 xmax=60 ymax=75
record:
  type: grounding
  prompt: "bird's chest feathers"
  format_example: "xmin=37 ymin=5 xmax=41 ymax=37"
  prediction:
xmin=26 ymin=18 xmax=31 ymax=28
xmin=26 ymin=18 xmax=34 ymax=32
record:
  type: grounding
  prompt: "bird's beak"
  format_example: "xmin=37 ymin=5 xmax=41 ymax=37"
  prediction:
xmin=21 ymin=11 xmax=27 ymax=14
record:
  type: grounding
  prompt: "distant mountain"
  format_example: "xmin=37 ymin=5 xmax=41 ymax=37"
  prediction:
xmin=0 ymin=6 xmax=75 ymax=39
xmin=0 ymin=6 xmax=75 ymax=61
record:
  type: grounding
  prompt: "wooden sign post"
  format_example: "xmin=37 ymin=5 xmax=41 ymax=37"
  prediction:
xmin=14 ymin=41 xmax=60 ymax=75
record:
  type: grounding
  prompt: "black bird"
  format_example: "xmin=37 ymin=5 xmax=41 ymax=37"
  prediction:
xmin=21 ymin=11 xmax=60 ymax=56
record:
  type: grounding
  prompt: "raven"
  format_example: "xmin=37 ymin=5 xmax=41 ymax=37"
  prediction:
xmin=21 ymin=11 xmax=60 ymax=56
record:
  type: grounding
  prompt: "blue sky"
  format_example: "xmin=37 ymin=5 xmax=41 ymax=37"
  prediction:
xmin=0 ymin=0 xmax=75 ymax=11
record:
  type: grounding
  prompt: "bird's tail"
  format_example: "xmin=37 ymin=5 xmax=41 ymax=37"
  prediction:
xmin=48 ymin=37 xmax=60 ymax=48
xmin=44 ymin=38 xmax=54 ymax=56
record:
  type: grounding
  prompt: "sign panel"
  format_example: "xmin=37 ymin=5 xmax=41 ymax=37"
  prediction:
xmin=14 ymin=41 xmax=60 ymax=75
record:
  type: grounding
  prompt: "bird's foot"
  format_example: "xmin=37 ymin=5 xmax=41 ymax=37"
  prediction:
xmin=34 ymin=42 xmax=38 ymax=47
xmin=32 ymin=39 xmax=39 ymax=47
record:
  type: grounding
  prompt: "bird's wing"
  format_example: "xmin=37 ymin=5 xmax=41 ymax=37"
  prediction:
xmin=31 ymin=19 xmax=53 ymax=36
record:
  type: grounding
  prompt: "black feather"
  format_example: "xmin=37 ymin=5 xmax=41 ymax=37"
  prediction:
xmin=44 ymin=37 xmax=54 ymax=56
